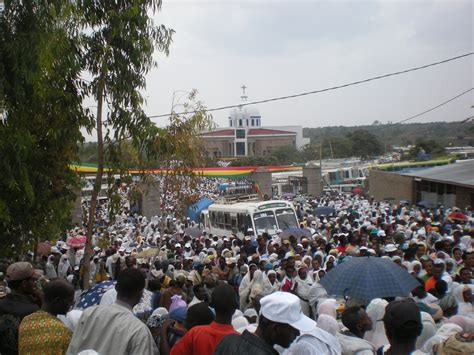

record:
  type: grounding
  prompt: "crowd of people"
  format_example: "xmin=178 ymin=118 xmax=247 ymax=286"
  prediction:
xmin=0 ymin=182 xmax=473 ymax=355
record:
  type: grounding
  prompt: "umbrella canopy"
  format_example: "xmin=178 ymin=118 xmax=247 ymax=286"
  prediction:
xmin=67 ymin=235 xmax=87 ymax=248
xmin=352 ymin=187 xmax=364 ymax=195
xmin=37 ymin=241 xmax=52 ymax=256
xmin=313 ymin=207 xmax=336 ymax=216
xmin=293 ymin=196 xmax=306 ymax=204
xmin=76 ymin=280 xmax=115 ymax=309
xmin=319 ymin=256 xmax=420 ymax=301
xmin=76 ymin=281 xmax=154 ymax=320
xmin=184 ymin=227 xmax=203 ymax=239
xmin=279 ymin=227 xmax=312 ymax=242
xmin=448 ymin=211 xmax=468 ymax=221
xmin=417 ymin=200 xmax=436 ymax=209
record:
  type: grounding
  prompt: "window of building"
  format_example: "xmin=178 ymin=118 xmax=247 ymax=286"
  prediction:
xmin=239 ymin=119 xmax=242 ymax=127
xmin=230 ymin=120 xmax=232 ymax=127
xmin=236 ymin=142 xmax=245 ymax=155
xmin=236 ymin=129 xmax=246 ymax=139
xmin=251 ymin=119 xmax=254 ymax=126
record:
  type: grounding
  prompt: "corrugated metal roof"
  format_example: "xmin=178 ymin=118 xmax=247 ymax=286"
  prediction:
xmin=402 ymin=160 xmax=474 ymax=188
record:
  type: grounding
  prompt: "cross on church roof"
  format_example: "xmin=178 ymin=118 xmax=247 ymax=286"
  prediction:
xmin=241 ymin=85 xmax=247 ymax=96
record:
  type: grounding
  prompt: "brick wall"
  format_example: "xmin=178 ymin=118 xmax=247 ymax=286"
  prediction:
xmin=455 ymin=186 xmax=474 ymax=209
xmin=369 ymin=170 xmax=414 ymax=203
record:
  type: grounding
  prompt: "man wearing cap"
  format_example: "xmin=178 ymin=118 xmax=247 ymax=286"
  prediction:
xmin=0 ymin=262 xmax=42 ymax=355
xmin=215 ymin=291 xmax=316 ymax=355
xmin=383 ymin=300 xmax=422 ymax=355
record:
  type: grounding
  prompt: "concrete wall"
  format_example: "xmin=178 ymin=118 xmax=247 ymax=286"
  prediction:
xmin=303 ymin=163 xmax=322 ymax=197
xmin=250 ymin=168 xmax=273 ymax=198
xmin=369 ymin=170 xmax=414 ymax=203
xmin=139 ymin=181 xmax=161 ymax=219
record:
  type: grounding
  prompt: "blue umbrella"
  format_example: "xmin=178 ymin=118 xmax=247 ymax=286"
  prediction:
xmin=313 ymin=207 xmax=336 ymax=216
xmin=417 ymin=200 xmax=436 ymax=209
xmin=76 ymin=280 xmax=115 ymax=309
xmin=319 ymin=256 xmax=420 ymax=301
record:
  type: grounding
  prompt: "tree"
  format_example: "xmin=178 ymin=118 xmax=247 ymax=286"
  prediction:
xmin=0 ymin=1 xmax=89 ymax=257
xmin=77 ymin=0 xmax=174 ymax=288
xmin=270 ymin=145 xmax=303 ymax=165
xmin=346 ymin=129 xmax=383 ymax=158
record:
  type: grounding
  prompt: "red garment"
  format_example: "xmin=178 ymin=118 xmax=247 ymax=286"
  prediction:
xmin=336 ymin=245 xmax=347 ymax=253
xmin=170 ymin=321 xmax=237 ymax=355
xmin=425 ymin=276 xmax=437 ymax=292
xmin=281 ymin=277 xmax=293 ymax=292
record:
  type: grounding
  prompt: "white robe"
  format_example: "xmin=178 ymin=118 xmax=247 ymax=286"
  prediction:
xmin=67 ymin=300 xmax=158 ymax=355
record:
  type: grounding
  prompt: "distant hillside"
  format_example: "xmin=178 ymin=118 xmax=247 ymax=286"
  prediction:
xmin=303 ymin=121 xmax=474 ymax=147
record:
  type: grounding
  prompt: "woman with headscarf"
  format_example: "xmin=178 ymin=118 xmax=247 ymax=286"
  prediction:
xmin=58 ymin=254 xmax=71 ymax=279
xmin=263 ymin=270 xmax=280 ymax=295
xmin=364 ymin=298 xmax=389 ymax=352
xmin=407 ymin=260 xmax=422 ymax=277
xmin=323 ymin=255 xmax=337 ymax=272
xmin=249 ymin=269 xmax=265 ymax=302
xmin=452 ymin=284 xmax=473 ymax=317
xmin=421 ymin=321 xmax=463 ymax=353
xmin=294 ymin=266 xmax=313 ymax=317
xmin=45 ymin=255 xmax=58 ymax=279
xmin=459 ymin=235 xmax=472 ymax=251
xmin=317 ymin=298 xmax=338 ymax=319
xmin=415 ymin=312 xmax=437 ymax=351
xmin=238 ymin=263 xmax=257 ymax=310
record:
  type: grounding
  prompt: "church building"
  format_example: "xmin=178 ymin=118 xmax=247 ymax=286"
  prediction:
xmin=201 ymin=86 xmax=309 ymax=158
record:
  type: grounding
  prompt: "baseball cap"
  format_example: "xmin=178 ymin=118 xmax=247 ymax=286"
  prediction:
xmin=259 ymin=292 xmax=315 ymax=332
xmin=6 ymin=262 xmax=42 ymax=281
xmin=383 ymin=300 xmax=422 ymax=336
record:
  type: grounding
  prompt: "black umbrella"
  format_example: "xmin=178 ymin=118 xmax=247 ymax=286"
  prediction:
xmin=320 ymin=256 xmax=420 ymax=301
xmin=313 ymin=207 xmax=336 ymax=217
xmin=417 ymin=200 xmax=436 ymax=209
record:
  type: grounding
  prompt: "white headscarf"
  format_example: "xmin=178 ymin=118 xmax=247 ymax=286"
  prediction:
xmin=58 ymin=254 xmax=71 ymax=279
xmin=452 ymin=284 xmax=473 ymax=317
xmin=364 ymin=298 xmax=389 ymax=350
xmin=415 ymin=312 xmax=436 ymax=350
xmin=263 ymin=270 xmax=280 ymax=295
xmin=249 ymin=270 xmax=265 ymax=301
xmin=316 ymin=314 xmax=339 ymax=336
xmin=294 ymin=268 xmax=313 ymax=301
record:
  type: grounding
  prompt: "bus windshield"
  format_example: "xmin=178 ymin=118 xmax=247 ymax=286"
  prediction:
xmin=253 ymin=211 xmax=277 ymax=235
xmin=275 ymin=208 xmax=298 ymax=229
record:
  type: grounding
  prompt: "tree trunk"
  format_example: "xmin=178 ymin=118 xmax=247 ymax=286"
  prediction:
xmin=82 ymin=80 xmax=105 ymax=290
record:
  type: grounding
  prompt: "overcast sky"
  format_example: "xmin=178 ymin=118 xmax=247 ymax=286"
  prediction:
xmin=139 ymin=0 xmax=472 ymax=129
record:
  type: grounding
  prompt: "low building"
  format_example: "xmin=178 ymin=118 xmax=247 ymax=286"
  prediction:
xmin=201 ymin=87 xmax=309 ymax=158
xmin=369 ymin=160 xmax=474 ymax=208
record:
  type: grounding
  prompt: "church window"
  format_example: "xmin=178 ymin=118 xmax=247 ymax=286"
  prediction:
xmin=239 ymin=119 xmax=242 ymax=127
xmin=251 ymin=119 xmax=254 ymax=126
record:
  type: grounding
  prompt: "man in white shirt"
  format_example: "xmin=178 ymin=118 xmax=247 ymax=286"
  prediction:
xmin=67 ymin=268 xmax=158 ymax=354
xmin=188 ymin=283 xmax=208 ymax=308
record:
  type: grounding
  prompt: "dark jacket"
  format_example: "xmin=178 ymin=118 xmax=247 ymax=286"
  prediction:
xmin=214 ymin=330 xmax=278 ymax=355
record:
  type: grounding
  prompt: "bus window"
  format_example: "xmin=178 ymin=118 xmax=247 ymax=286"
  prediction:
xmin=275 ymin=208 xmax=298 ymax=230
xmin=253 ymin=211 xmax=277 ymax=235
xmin=231 ymin=215 xmax=238 ymax=233
xmin=224 ymin=213 xmax=231 ymax=230
xmin=217 ymin=212 xmax=224 ymax=229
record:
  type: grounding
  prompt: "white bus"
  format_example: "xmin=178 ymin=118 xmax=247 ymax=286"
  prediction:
xmin=202 ymin=199 xmax=299 ymax=239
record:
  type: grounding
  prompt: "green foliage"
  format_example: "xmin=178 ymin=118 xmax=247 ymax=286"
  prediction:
xmin=346 ymin=129 xmax=383 ymax=158
xmin=304 ymin=121 xmax=474 ymax=150
xmin=406 ymin=139 xmax=445 ymax=160
xmin=0 ymin=1 xmax=89 ymax=256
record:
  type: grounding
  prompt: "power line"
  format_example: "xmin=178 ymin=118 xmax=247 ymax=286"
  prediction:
xmin=148 ymin=52 xmax=473 ymax=118
xmin=392 ymin=88 xmax=473 ymax=124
